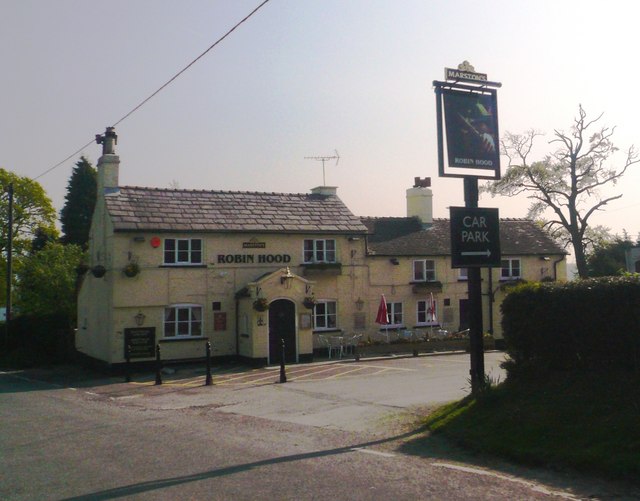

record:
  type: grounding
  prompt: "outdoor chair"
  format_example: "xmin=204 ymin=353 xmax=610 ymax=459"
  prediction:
xmin=328 ymin=336 xmax=344 ymax=359
xmin=343 ymin=333 xmax=363 ymax=355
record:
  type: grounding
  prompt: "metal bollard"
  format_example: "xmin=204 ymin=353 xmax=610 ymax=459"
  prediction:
xmin=205 ymin=341 xmax=213 ymax=386
xmin=354 ymin=343 xmax=360 ymax=362
xmin=279 ymin=338 xmax=287 ymax=383
xmin=125 ymin=344 xmax=131 ymax=383
xmin=155 ymin=343 xmax=162 ymax=385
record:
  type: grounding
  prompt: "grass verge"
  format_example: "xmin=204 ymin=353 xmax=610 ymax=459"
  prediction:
xmin=423 ymin=370 xmax=640 ymax=483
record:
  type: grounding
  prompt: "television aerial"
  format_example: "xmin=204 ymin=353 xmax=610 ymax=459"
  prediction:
xmin=304 ymin=150 xmax=340 ymax=186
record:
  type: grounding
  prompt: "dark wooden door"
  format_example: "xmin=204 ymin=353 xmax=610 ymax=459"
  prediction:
xmin=269 ymin=299 xmax=296 ymax=364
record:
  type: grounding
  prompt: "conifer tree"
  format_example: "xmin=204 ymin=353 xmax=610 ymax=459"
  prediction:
xmin=60 ymin=156 xmax=97 ymax=249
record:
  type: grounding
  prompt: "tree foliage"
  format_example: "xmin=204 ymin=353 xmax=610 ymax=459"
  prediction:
xmin=15 ymin=242 xmax=84 ymax=323
xmin=0 ymin=168 xmax=58 ymax=258
xmin=60 ymin=156 xmax=97 ymax=249
xmin=586 ymin=235 xmax=636 ymax=277
xmin=484 ymin=106 xmax=639 ymax=278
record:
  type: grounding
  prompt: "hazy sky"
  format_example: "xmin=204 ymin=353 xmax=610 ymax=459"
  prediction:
xmin=2 ymin=1 xmax=639 ymax=245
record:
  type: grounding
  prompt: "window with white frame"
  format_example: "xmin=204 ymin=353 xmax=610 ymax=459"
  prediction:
xmin=413 ymin=259 xmax=436 ymax=282
xmin=303 ymin=239 xmax=336 ymax=263
xmin=164 ymin=305 xmax=202 ymax=337
xmin=501 ymin=258 xmax=521 ymax=279
xmin=417 ymin=299 xmax=438 ymax=325
xmin=164 ymin=238 xmax=203 ymax=265
xmin=458 ymin=268 xmax=468 ymax=280
xmin=313 ymin=300 xmax=337 ymax=330
xmin=386 ymin=301 xmax=403 ymax=326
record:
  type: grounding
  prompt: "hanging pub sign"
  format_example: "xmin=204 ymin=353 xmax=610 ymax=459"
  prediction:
xmin=434 ymin=62 xmax=501 ymax=180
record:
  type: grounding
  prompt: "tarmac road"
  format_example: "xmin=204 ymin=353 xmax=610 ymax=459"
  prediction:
xmin=2 ymin=352 xmax=638 ymax=500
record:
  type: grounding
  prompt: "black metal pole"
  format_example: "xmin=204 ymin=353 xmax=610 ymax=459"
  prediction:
xmin=279 ymin=338 xmax=287 ymax=383
xmin=205 ymin=341 xmax=213 ymax=386
xmin=154 ymin=343 xmax=162 ymax=385
xmin=464 ymin=177 xmax=485 ymax=394
xmin=4 ymin=183 xmax=12 ymax=351
xmin=125 ymin=344 xmax=131 ymax=383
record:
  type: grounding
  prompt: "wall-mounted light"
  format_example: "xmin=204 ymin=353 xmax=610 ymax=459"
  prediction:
xmin=348 ymin=236 xmax=360 ymax=242
xmin=257 ymin=316 xmax=265 ymax=326
xmin=134 ymin=311 xmax=146 ymax=326
xmin=280 ymin=266 xmax=294 ymax=288
xmin=355 ymin=297 xmax=364 ymax=311
xmin=390 ymin=258 xmax=399 ymax=265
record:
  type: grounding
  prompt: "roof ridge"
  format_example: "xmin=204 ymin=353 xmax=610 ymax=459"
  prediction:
xmin=119 ymin=185 xmax=313 ymax=197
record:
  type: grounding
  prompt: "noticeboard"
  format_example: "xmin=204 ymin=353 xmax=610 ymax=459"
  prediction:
xmin=124 ymin=327 xmax=156 ymax=359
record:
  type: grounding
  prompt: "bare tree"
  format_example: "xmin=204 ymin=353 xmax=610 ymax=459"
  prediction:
xmin=484 ymin=106 xmax=638 ymax=278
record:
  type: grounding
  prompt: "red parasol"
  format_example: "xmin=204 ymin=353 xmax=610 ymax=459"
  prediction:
xmin=375 ymin=295 xmax=389 ymax=325
xmin=427 ymin=293 xmax=437 ymax=324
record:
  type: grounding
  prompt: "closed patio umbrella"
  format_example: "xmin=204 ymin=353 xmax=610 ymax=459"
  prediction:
xmin=375 ymin=294 xmax=390 ymax=342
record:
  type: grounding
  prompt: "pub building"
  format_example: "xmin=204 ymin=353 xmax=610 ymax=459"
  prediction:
xmin=76 ymin=129 xmax=567 ymax=368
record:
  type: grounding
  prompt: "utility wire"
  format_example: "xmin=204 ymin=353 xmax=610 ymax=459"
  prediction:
xmin=34 ymin=0 xmax=271 ymax=181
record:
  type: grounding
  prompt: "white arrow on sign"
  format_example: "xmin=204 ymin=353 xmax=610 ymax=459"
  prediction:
xmin=461 ymin=250 xmax=492 ymax=257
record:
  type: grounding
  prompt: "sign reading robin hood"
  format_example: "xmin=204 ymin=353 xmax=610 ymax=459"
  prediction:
xmin=434 ymin=61 xmax=501 ymax=180
xmin=443 ymin=89 xmax=499 ymax=170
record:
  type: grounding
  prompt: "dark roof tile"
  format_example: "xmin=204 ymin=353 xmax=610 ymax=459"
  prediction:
xmin=105 ymin=187 xmax=368 ymax=234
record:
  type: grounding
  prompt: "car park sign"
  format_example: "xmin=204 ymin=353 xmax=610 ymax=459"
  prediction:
xmin=450 ymin=206 xmax=501 ymax=267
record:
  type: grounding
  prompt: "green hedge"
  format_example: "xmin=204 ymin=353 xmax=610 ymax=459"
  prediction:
xmin=501 ymin=276 xmax=640 ymax=373
xmin=1 ymin=314 xmax=75 ymax=368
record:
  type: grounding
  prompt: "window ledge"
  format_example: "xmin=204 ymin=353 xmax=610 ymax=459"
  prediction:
xmin=160 ymin=264 xmax=207 ymax=268
xmin=159 ymin=336 xmax=208 ymax=343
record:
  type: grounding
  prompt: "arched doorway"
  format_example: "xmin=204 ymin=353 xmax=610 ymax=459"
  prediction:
xmin=268 ymin=299 xmax=297 ymax=364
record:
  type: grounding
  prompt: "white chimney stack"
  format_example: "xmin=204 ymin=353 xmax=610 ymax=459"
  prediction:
xmin=406 ymin=177 xmax=433 ymax=225
xmin=96 ymin=127 xmax=120 ymax=194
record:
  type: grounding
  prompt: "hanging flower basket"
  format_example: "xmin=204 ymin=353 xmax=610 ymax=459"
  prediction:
xmin=253 ymin=297 xmax=269 ymax=312
xmin=91 ymin=265 xmax=106 ymax=278
xmin=302 ymin=296 xmax=317 ymax=309
xmin=123 ymin=262 xmax=140 ymax=277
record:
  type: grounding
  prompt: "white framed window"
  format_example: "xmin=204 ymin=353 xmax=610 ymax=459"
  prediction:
xmin=313 ymin=300 xmax=337 ymax=330
xmin=501 ymin=258 xmax=521 ymax=279
xmin=304 ymin=239 xmax=336 ymax=263
xmin=164 ymin=238 xmax=203 ymax=265
xmin=413 ymin=259 xmax=436 ymax=282
xmin=417 ymin=300 xmax=438 ymax=325
xmin=164 ymin=304 xmax=202 ymax=337
xmin=386 ymin=301 xmax=403 ymax=327
xmin=458 ymin=268 xmax=468 ymax=280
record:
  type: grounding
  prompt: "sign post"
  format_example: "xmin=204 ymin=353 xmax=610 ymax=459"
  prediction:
xmin=434 ymin=62 xmax=502 ymax=394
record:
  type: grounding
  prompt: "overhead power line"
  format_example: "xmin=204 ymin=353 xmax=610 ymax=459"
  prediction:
xmin=34 ymin=0 xmax=271 ymax=181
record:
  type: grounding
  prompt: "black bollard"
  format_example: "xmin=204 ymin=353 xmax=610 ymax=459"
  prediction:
xmin=155 ymin=343 xmax=162 ymax=385
xmin=205 ymin=341 xmax=213 ymax=386
xmin=125 ymin=343 xmax=131 ymax=383
xmin=354 ymin=343 xmax=360 ymax=362
xmin=279 ymin=338 xmax=287 ymax=383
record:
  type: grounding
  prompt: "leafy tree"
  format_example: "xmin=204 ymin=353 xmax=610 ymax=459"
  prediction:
xmin=484 ymin=106 xmax=639 ymax=278
xmin=14 ymin=242 xmax=84 ymax=323
xmin=0 ymin=168 xmax=58 ymax=258
xmin=587 ymin=235 xmax=635 ymax=277
xmin=60 ymin=156 xmax=97 ymax=249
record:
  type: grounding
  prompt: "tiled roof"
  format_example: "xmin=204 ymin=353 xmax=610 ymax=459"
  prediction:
xmin=105 ymin=187 xmax=368 ymax=234
xmin=362 ymin=217 xmax=567 ymax=256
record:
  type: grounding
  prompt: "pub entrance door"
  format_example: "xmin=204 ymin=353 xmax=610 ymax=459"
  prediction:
xmin=268 ymin=299 xmax=297 ymax=364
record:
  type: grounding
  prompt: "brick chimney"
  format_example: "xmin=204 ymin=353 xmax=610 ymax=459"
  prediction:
xmin=406 ymin=177 xmax=433 ymax=225
xmin=95 ymin=127 xmax=120 ymax=194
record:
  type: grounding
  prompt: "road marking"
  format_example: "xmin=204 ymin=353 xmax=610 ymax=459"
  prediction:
xmin=431 ymin=463 xmax=579 ymax=499
xmin=351 ymin=447 xmax=396 ymax=458
xmin=324 ymin=365 xmax=371 ymax=379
